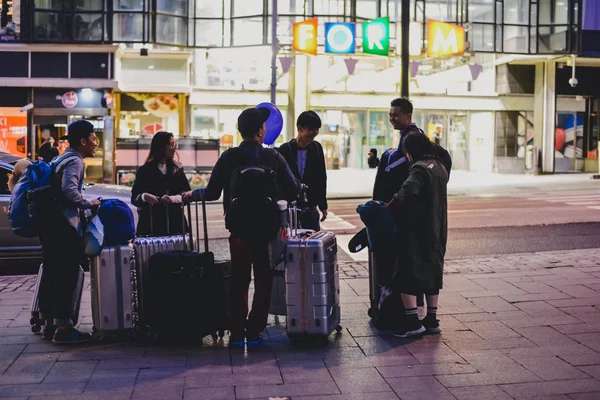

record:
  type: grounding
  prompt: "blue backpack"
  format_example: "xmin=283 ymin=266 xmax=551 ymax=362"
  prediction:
xmin=8 ymin=152 xmax=78 ymax=238
xmin=97 ymin=199 xmax=135 ymax=245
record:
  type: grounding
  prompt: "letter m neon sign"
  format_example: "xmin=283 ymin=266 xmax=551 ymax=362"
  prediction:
xmin=427 ymin=20 xmax=465 ymax=57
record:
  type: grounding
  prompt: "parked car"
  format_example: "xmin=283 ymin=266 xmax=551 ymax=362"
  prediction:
xmin=0 ymin=152 xmax=137 ymax=267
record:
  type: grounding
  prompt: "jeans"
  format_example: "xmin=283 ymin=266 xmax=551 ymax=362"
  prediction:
xmin=38 ymin=213 xmax=85 ymax=325
xmin=228 ymin=236 xmax=273 ymax=336
xmin=299 ymin=206 xmax=320 ymax=232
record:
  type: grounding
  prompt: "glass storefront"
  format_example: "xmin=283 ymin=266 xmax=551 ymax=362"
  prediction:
xmin=0 ymin=0 xmax=18 ymax=41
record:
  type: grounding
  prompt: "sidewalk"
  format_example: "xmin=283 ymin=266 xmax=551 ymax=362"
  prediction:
xmin=327 ymin=168 xmax=597 ymax=198
xmin=1 ymin=248 xmax=600 ymax=399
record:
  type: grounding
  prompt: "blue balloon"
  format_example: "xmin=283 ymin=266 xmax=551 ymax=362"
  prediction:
xmin=257 ymin=102 xmax=283 ymax=145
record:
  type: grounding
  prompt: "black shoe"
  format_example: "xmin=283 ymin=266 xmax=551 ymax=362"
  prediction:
xmin=393 ymin=319 xmax=426 ymax=338
xmin=52 ymin=325 xmax=91 ymax=344
xmin=41 ymin=325 xmax=56 ymax=341
xmin=422 ymin=315 xmax=441 ymax=334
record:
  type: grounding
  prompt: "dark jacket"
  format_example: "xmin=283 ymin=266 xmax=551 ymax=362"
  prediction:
xmin=373 ymin=125 xmax=451 ymax=203
xmin=131 ymin=160 xmax=191 ymax=236
xmin=192 ymin=140 xmax=301 ymax=213
xmin=277 ymin=139 xmax=328 ymax=211
xmin=391 ymin=158 xmax=448 ymax=291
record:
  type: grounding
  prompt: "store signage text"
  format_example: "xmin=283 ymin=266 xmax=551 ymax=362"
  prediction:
xmin=427 ymin=20 xmax=465 ymax=57
xmin=325 ymin=23 xmax=356 ymax=54
xmin=292 ymin=17 xmax=391 ymax=56
xmin=292 ymin=18 xmax=318 ymax=55
xmin=363 ymin=17 xmax=390 ymax=56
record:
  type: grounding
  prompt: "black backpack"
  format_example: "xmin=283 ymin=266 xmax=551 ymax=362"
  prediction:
xmin=225 ymin=149 xmax=280 ymax=240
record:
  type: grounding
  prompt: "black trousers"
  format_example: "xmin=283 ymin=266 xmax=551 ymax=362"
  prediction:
xmin=38 ymin=213 xmax=85 ymax=325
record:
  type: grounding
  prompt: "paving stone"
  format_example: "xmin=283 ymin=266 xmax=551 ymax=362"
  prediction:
xmin=183 ymin=386 xmax=235 ymax=400
xmin=447 ymin=385 xmax=513 ymax=400
xmin=234 ymin=381 xmax=340 ymax=399
xmin=377 ymin=362 xmax=476 ymax=378
xmin=514 ymin=301 xmax=568 ymax=316
xmin=558 ymin=285 xmax=600 ymax=298
xmin=453 ymin=311 xmax=529 ymax=323
xmin=515 ymin=356 xmax=590 ymax=380
xmin=43 ymin=360 xmax=98 ymax=383
xmin=569 ymin=333 xmax=600 ymax=352
xmin=502 ymin=315 xmax=583 ymax=329
xmin=465 ymin=321 xmax=521 ymax=339
xmin=386 ymin=376 xmax=457 ymax=400
xmin=295 ymin=392 xmax=399 ymax=400
xmin=547 ymin=298 xmax=600 ymax=308
xmin=0 ymin=382 xmax=87 ymax=397
xmin=554 ymin=323 xmax=600 ymax=335
xmin=512 ymin=326 xmax=580 ymax=347
xmin=569 ymin=392 xmax=600 ymax=400
xmin=406 ymin=343 xmax=465 ymax=364
xmin=0 ymin=344 xmax=26 ymax=374
xmin=132 ymin=376 xmax=185 ymax=400
xmin=445 ymin=336 xmax=537 ymax=352
xmin=502 ymin=344 xmax=597 ymax=362
xmin=0 ymin=352 xmax=59 ymax=384
xmin=515 ymin=395 xmax=571 ymax=400
xmin=558 ymin=353 xmax=600 ymax=367
xmin=185 ymin=372 xmax=283 ymax=388
xmin=58 ymin=345 xmax=145 ymax=361
xmin=499 ymin=379 xmax=600 ymax=397
xmin=470 ymin=296 xmax=520 ymax=312
xmin=501 ymin=293 xmax=573 ymax=303
xmin=328 ymin=365 xmax=392 ymax=393
xmin=578 ymin=365 xmax=600 ymax=380
xmin=96 ymin=355 xmax=186 ymax=369
xmin=437 ymin=371 xmax=542 ymax=387
xmin=279 ymin=359 xmax=333 ymax=383
xmin=512 ymin=281 xmax=563 ymax=294
xmin=557 ymin=306 xmax=600 ymax=318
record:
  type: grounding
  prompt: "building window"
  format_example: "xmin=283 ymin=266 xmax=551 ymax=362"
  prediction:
xmin=31 ymin=0 xmax=109 ymax=42
xmin=113 ymin=0 xmax=148 ymax=43
xmin=495 ymin=111 xmax=532 ymax=158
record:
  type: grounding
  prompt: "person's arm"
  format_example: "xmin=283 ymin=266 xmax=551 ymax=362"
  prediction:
xmin=388 ymin=165 xmax=428 ymax=209
xmin=277 ymin=152 xmax=301 ymax=202
xmin=164 ymin=168 xmax=191 ymax=203
xmin=372 ymin=150 xmax=390 ymax=201
xmin=190 ymin=152 xmax=228 ymax=201
xmin=60 ymin=159 xmax=91 ymax=209
xmin=131 ymin=166 xmax=147 ymax=207
xmin=315 ymin=142 xmax=328 ymax=212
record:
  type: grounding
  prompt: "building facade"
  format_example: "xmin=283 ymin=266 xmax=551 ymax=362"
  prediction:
xmin=0 ymin=0 xmax=598 ymax=188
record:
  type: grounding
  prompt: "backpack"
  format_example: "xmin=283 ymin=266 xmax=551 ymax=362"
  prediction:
xmin=8 ymin=152 xmax=78 ymax=238
xmin=97 ymin=199 xmax=135 ymax=245
xmin=225 ymin=149 xmax=280 ymax=240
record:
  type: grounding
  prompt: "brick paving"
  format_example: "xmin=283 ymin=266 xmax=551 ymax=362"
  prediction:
xmin=0 ymin=248 xmax=599 ymax=399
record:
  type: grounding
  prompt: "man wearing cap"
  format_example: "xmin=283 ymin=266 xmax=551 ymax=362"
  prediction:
xmin=183 ymin=107 xmax=300 ymax=347
xmin=38 ymin=120 xmax=100 ymax=344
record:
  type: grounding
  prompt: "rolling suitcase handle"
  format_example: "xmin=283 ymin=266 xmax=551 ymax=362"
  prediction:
xmin=194 ymin=200 xmax=210 ymax=253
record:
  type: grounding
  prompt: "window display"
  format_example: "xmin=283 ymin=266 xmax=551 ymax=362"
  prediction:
xmin=119 ymin=93 xmax=180 ymax=138
xmin=0 ymin=107 xmax=27 ymax=157
xmin=0 ymin=0 xmax=18 ymax=41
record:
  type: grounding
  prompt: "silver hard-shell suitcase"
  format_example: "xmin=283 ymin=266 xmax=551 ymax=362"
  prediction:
xmin=30 ymin=264 xmax=85 ymax=333
xmin=90 ymin=244 xmax=135 ymax=337
xmin=285 ymin=223 xmax=341 ymax=339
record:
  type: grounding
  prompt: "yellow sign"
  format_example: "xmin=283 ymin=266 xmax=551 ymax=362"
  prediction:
xmin=427 ymin=20 xmax=465 ymax=57
xmin=292 ymin=18 xmax=318 ymax=56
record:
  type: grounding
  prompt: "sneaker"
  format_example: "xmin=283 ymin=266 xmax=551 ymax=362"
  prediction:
xmin=245 ymin=332 xmax=263 ymax=347
xmin=41 ymin=325 xmax=56 ymax=341
xmin=52 ymin=325 xmax=91 ymax=344
xmin=393 ymin=319 xmax=426 ymax=338
xmin=422 ymin=315 xmax=441 ymax=334
xmin=229 ymin=332 xmax=245 ymax=348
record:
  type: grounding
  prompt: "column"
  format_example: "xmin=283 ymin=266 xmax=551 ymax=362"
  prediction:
xmin=533 ymin=61 xmax=556 ymax=173
xmin=289 ymin=55 xmax=310 ymax=140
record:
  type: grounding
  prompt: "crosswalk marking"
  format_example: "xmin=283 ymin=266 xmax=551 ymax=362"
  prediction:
xmin=526 ymin=192 xmax=600 ymax=211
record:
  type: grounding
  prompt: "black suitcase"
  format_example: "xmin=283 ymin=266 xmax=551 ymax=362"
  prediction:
xmin=145 ymin=201 xmax=227 ymax=342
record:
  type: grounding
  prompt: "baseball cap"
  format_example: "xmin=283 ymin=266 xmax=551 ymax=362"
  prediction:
xmin=237 ymin=107 xmax=270 ymax=138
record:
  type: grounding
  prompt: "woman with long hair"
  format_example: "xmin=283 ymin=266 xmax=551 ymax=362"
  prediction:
xmin=131 ymin=131 xmax=191 ymax=236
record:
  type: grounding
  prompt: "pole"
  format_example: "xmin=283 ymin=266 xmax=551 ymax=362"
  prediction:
xmin=270 ymin=0 xmax=278 ymax=105
xmin=400 ymin=0 xmax=410 ymax=97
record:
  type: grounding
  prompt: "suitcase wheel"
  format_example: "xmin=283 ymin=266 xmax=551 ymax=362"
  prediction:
xmin=31 ymin=324 xmax=41 ymax=333
xmin=336 ymin=325 xmax=343 ymax=333
xmin=367 ymin=308 xmax=375 ymax=319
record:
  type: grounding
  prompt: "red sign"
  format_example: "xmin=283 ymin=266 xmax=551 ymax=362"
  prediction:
xmin=0 ymin=115 xmax=27 ymax=157
xmin=62 ymin=91 xmax=79 ymax=108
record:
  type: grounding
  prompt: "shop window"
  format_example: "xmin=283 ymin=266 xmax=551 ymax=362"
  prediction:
xmin=313 ymin=0 xmax=346 ymax=16
xmin=119 ymin=93 xmax=181 ymax=138
xmin=196 ymin=0 xmax=222 ymax=17
xmin=424 ymin=0 xmax=459 ymax=23
xmin=31 ymin=52 xmax=68 ymax=78
xmin=156 ymin=14 xmax=187 ymax=45
xmin=504 ymin=25 xmax=529 ymax=53
xmin=556 ymin=112 xmax=584 ymax=159
xmin=268 ymin=0 xmax=306 ymax=15
xmin=113 ymin=0 xmax=145 ymax=11
xmin=113 ymin=12 xmax=145 ymax=42
xmin=469 ymin=23 xmax=494 ymax=52
xmin=157 ymin=0 xmax=186 ymax=16
xmin=0 ymin=51 xmax=29 ymax=77
xmin=467 ymin=0 xmax=494 ymax=23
